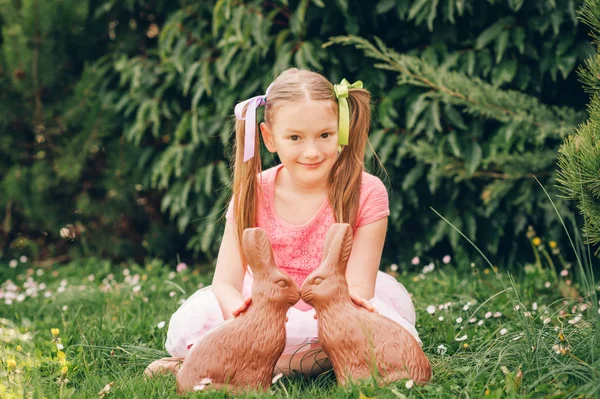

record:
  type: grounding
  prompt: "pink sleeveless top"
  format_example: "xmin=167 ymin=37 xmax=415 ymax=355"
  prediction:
xmin=227 ymin=164 xmax=389 ymax=287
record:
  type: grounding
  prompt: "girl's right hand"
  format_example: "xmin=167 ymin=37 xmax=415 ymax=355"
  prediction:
xmin=232 ymin=297 xmax=252 ymax=317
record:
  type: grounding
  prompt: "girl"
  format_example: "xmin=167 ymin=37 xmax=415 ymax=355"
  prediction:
xmin=146 ymin=68 xmax=420 ymax=377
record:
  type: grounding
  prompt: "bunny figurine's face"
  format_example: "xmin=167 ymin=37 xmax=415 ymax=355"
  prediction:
xmin=263 ymin=269 xmax=300 ymax=306
xmin=242 ymin=227 xmax=300 ymax=308
xmin=300 ymin=267 xmax=347 ymax=308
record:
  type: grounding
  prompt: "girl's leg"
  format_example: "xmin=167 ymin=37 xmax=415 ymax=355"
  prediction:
xmin=145 ymin=345 xmax=331 ymax=379
xmin=144 ymin=357 xmax=183 ymax=378
xmin=145 ymin=352 xmax=327 ymax=379
xmin=275 ymin=343 xmax=332 ymax=377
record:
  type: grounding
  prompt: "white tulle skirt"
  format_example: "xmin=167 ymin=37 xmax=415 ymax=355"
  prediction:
xmin=165 ymin=271 xmax=420 ymax=358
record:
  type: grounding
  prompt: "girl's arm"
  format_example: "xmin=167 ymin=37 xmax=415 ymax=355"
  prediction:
xmin=345 ymin=217 xmax=388 ymax=302
xmin=211 ymin=220 xmax=248 ymax=320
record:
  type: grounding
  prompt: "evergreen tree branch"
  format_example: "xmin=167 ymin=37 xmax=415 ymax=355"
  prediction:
xmin=557 ymin=0 xmax=600 ymax=251
xmin=324 ymin=35 xmax=586 ymax=139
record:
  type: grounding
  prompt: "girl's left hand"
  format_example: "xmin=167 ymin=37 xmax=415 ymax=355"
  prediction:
xmin=350 ymin=294 xmax=376 ymax=312
xmin=313 ymin=294 xmax=376 ymax=319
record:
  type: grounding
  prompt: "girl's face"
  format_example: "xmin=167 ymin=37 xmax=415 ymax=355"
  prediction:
xmin=261 ymin=99 xmax=339 ymax=189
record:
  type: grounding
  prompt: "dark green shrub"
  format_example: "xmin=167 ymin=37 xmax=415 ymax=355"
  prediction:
xmin=1 ymin=0 xmax=594 ymax=267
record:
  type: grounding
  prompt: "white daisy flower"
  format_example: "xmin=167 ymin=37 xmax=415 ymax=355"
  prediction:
xmin=436 ymin=344 xmax=447 ymax=355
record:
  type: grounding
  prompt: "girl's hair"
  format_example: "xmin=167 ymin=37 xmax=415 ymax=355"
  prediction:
xmin=231 ymin=68 xmax=371 ymax=253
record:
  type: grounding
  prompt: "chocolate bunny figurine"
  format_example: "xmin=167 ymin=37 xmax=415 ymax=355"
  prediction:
xmin=176 ymin=228 xmax=300 ymax=394
xmin=300 ymin=223 xmax=431 ymax=386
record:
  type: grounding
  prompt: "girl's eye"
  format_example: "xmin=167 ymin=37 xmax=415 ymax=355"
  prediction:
xmin=290 ymin=135 xmax=300 ymax=141
xmin=313 ymin=277 xmax=323 ymax=285
xmin=277 ymin=280 xmax=288 ymax=288
xmin=321 ymin=132 xmax=331 ymax=139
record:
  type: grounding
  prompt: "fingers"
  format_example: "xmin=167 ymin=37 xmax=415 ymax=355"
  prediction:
xmin=350 ymin=294 xmax=361 ymax=305
xmin=350 ymin=295 xmax=375 ymax=312
xmin=233 ymin=297 xmax=252 ymax=317
xmin=233 ymin=305 xmax=243 ymax=317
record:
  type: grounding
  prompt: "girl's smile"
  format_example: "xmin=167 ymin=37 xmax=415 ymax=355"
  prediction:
xmin=298 ymin=160 xmax=324 ymax=168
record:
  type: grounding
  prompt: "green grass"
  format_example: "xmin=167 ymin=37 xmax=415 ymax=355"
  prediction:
xmin=1 ymin=242 xmax=599 ymax=398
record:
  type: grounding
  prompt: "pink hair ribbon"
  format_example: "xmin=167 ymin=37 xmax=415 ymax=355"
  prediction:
xmin=234 ymin=95 xmax=267 ymax=162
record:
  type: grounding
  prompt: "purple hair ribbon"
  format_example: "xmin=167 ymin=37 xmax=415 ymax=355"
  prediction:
xmin=234 ymin=95 xmax=267 ymax=162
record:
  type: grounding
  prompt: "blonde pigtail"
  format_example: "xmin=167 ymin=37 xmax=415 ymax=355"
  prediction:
xmin=329 ymin=87 xmax=371 ymax=228
xmin=231 ymin=104 xmax=263 ymax=264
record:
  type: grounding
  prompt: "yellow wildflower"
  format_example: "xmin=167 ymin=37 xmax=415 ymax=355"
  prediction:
xmin=485 ymin=388 xmax=491 ymax=395
xmin=51 ymin=328 xmax=60 ymax=337
xmin=549 ymin=241 xmax=557 ymax=249
xmin=532 ymin=237 xmax=541 ymax=246
xmin=16 ymin=345 xmax=22 ymax=352
xmin=57 ymin=350 xmax=67 ymax=365
xmin=7 ymin=359 xmax=16 ymax=370
xmin=61 ymin=366 xmax=68 ymax=375
xmin=463 ymin=343 xmax=469 ymax=349
xmin=484 ymin=268 xmax=490 ymax=274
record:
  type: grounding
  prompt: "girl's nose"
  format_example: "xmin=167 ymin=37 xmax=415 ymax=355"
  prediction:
xmin=303 ymin=142 xmax=320 ymax=159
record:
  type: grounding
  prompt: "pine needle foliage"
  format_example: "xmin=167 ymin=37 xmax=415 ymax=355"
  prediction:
xmin=557 ymin=0 xmax=600 ymax=253
xmin=325 ymin=35 xmax=585 ymax=140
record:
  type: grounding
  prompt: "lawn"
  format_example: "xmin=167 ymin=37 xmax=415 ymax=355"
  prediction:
xmin=1 ymin=236 xmax=599 ymax=398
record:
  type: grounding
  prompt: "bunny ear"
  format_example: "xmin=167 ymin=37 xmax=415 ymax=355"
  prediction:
xmin=242 ymin=228 xmax=276 ymax=276
xmin=321 ymin=223 xmax=353 ymax=273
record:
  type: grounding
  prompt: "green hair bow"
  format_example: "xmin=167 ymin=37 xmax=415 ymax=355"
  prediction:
xmin=334 ymin=78 xmax=363 ymax=146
